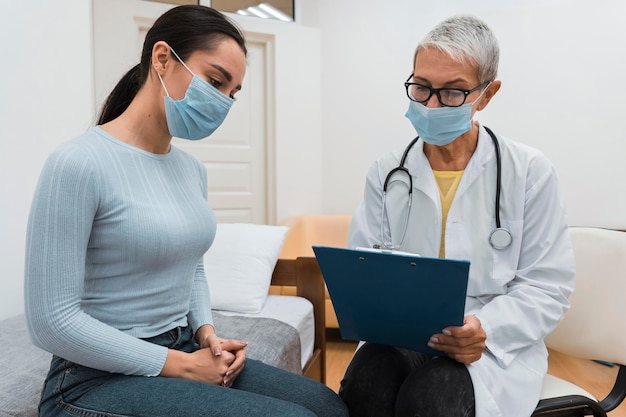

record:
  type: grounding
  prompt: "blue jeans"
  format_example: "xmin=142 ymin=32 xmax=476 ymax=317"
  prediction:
xmin=39 ymin=326 xmax=348 ymax=417
xmin=339 ymin=343 xmax=475 ymax=417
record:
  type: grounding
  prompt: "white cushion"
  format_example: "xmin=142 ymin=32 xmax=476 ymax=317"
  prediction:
xmin=204 ymin=223 xmax=288 ymax=314
xmin=545 ymin=227 xmax=626 ymax=364
xmin=540 ymin=374 xmax=597 ymax=400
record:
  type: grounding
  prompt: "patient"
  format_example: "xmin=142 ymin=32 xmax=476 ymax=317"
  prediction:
xmin=24 ymin=5 xmax=347 ymax=417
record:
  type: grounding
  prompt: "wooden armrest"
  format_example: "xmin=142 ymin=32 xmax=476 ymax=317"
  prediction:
xmin=271 ymin=257 xmax=326 ymax=383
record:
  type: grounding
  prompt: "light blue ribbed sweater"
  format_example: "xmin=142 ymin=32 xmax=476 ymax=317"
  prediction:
xmin=24 ymin=127 xmax=216 ymax=376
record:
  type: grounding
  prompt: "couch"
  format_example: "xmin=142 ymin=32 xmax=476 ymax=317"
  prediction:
xmin=0 ymin=224 xmax=327 ymax=417
xmin=275 ymin=215 xmax=352 ymax=329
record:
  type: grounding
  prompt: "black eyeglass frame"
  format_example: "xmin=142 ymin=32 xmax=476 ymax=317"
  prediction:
xmin=404 ymin=74 xmax=490 ymax=107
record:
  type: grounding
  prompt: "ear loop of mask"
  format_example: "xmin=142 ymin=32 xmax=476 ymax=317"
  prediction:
xmin=155 ymin=45 xmax=193 ymax=97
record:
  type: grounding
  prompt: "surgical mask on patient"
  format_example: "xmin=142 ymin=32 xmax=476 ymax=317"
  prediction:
xmin=157 ymin=48 xmax=233 ymax=141
xmin=404 ymin=85 xmax=490 ymax=146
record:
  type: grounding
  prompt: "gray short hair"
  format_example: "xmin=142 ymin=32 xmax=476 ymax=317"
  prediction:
xmin=415 ymin=15 xmax=499 ymax=83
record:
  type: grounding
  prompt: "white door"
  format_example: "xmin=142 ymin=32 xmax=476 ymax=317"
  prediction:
xmin=93 ymin=0 xmax=274 ymax=224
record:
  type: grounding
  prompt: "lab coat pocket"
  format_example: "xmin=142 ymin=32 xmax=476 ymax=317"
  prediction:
xmin=491 ymin=220 xmax=523 ymax=281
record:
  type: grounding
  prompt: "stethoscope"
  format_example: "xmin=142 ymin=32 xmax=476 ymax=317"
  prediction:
xmin=376 ymin=126 xmax=512 ymax=251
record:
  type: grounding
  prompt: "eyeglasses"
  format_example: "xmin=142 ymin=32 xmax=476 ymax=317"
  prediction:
xmin=404 ymin=75 xmax=490 ymax=107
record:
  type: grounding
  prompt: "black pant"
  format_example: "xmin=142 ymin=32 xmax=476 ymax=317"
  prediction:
xmin=339 ymin=343 xmax=475 ymax=417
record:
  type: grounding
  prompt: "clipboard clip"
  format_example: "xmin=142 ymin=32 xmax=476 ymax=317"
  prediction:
xmin=357 ymin=247 xmax=421 ymax=257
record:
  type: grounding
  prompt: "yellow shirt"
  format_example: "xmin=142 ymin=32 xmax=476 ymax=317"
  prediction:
xmin=433 ymin=169 xmax=464 ymax=258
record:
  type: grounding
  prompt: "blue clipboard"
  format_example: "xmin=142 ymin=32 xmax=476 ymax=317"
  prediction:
xmin=312 ymin=246 xmax=470 ymax=355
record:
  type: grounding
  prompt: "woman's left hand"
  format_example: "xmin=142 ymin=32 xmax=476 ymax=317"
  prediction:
xmin=427 ymin=315 xmax=486 ymax=364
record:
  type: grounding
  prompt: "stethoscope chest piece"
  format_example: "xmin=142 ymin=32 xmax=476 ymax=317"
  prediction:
xmin=489 ymin=228 xmax=512 ymax=250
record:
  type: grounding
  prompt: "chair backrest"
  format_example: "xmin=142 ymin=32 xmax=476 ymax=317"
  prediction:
xmin=545 ymin=227 xmax=626 ymax=365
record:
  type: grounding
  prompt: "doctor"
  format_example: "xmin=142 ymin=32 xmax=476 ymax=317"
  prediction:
xmin=339 ymin=15 xmax=575 ymax=417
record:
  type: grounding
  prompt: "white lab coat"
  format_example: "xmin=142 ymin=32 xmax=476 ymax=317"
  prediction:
xmin=348 ymin=124 xmax=576 ymax=417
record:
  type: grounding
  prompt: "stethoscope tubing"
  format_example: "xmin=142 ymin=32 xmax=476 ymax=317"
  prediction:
xmin=380 ymin=126 xmax=512 ymax=250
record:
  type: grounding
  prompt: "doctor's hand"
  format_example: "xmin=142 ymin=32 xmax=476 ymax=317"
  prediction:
xmin=427 ymin=315 xmax=486 ymax=364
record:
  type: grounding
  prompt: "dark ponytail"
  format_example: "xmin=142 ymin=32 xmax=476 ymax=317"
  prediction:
xmin=97 ymin=64 xmax=142 ymax=125
xmin=97 ymin=5 xmax=247 ymax=125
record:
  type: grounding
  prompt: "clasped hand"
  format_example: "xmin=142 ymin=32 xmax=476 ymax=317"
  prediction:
xmin=427 ymin=315 xmax=486 ymax=364
xmin=197 ymin=331 xmax=247 ymax=387
xmin=160 ymin=325 xmax=247 ymax=387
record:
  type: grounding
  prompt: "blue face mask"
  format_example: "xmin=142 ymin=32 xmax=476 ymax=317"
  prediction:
xmin=405 ymin=102 xmax=472 ymax=146
xmin=157 ymin=48 xmax=233 ymax=141
xmin=404 ymin=85 xmax=490 ymax=146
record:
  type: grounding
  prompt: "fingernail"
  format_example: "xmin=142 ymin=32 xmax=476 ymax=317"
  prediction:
xmin=443 ymin=329 xmax=452 ymax=336
xmin=430 ymin=337 xmax=438 ymax=343
xmin=214 ymin=349 xmax=221 ymax=356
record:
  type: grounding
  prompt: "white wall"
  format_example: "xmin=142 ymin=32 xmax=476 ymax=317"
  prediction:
xmin=0 ymin=0 xmax=323 ymax=319
xmin=228 ymin=15 xmax=324 ymax=222
xmin=0 ymin=0 xmax=94 ymax=319
xmin=312 ymin=0 xmax=626 ymax=229
xmin=3 ymin=0 xmax=625 ymax=319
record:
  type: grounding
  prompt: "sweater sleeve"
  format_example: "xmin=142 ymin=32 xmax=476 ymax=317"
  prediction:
xmin=24 ymin=143 xmax=168 ymax=376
